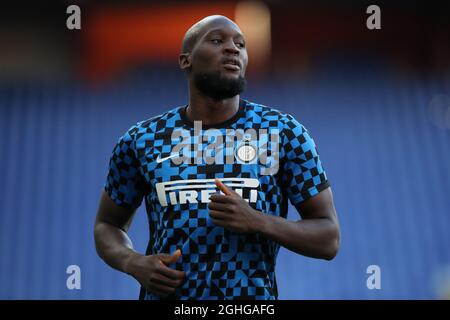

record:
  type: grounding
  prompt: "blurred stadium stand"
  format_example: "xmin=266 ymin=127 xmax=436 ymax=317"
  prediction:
xmin=0 ymin=0 xmax=449 ymax=299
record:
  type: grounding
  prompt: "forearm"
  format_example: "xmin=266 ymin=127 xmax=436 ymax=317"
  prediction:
xmin=94 ymin=222 xmax=140 ymax=274
xmin=253 ymin=212 xmax=340 ymax=260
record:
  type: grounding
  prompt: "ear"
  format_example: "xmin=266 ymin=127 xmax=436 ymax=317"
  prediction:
xmin=179 ymin=53 xmax=191 ymax=71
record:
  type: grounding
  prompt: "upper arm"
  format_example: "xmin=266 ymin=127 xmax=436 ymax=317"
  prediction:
xmin=98 ymin=125 xmax=147 ymax=231
xmin=104 ymin=125 xmax=147 ymax=209
xmin=95 ymin=189 xmax=137 ymax=232
xmin=295 ymin=187 xmax=338 ymax=224
xmin=279 ymin=115 xmax=339 ymax=225
xmin=280 ymin=115 xmax=329 ymax=206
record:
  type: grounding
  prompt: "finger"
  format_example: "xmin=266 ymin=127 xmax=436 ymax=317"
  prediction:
xmin=158 ymin=249 xmax=182 ymax=265
xmin=148 ymin=282 xmax=176 ymax=296
xmin=208 ymin=201 xmax=230 ymax=211
xmin=209 ymin=194 xmax=234 ymax=203
xmin=151 ymin=272 xmax=184 ymax=288
xmin=156 ymin=263 xmax=186 ymax=281
xmin=215 ymin=179 xmax=232 ymax=196
xmin=212 ymin=219 xmax=228 ymax=228
xmin=148 ymin=281 xmax=175 ymax=295
xmin=209 ymin=210 xmax=229 ymax=220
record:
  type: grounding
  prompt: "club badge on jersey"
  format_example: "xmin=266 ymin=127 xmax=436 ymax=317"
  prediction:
xmin=235 ymin=133 xmax=258 ymax=164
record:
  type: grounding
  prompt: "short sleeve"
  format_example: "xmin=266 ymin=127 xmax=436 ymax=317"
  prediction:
xmin=280 ymin=115 xmax=330 ymax=207
xmin=104 ymin=126 xmax=146 ymax=209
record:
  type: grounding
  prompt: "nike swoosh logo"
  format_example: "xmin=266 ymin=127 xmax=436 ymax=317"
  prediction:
xmin=156 ymin=153 xmax=179 ymax=163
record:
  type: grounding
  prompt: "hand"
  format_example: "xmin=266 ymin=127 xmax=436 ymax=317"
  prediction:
xmin=208 ymin=179 xmax=260 ymax=234
xmin=126 ymin=249 xmax=186 ymax=297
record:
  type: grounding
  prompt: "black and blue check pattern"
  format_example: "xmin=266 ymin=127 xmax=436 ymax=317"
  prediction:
xmin=105 ymin=99 xmax=329 ymax=300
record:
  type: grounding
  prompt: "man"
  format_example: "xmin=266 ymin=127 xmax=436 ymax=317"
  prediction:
xmin=94 ymin=15 xmax=340 ymax=300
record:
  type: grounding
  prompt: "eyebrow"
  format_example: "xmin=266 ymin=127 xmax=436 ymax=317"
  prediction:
xmin=204 ymin=28 xmax=245 ymax=39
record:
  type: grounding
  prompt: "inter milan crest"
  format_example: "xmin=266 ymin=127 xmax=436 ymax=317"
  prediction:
xmin=235 ymin=134 xmax=258 ymax=163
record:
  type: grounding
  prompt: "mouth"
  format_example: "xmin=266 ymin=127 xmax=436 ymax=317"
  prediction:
xmin=222 ymin=58 xmax=241 ymax=72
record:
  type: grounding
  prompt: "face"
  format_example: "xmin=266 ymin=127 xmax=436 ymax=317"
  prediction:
xmin=181 ymin=19 xmax=249 ymax=100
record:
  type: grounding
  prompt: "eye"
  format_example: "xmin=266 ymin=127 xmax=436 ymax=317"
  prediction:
xmin=235 ymin=42 xmax=245 ymax=48
xmin=211 ymin=39 xmax=222 ymax=44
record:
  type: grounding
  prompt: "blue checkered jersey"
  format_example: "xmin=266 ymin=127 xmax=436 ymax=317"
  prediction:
xmin=104 ymin=99 xmax=329 ymax=300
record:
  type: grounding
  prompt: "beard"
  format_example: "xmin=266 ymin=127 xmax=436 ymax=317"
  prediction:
xmin=193 ymin=71 xmax=247 ymax=100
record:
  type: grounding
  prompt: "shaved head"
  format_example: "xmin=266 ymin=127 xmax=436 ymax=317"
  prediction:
xmin=179 ymin=14 xmax=248 ymax=100
xmin=181 ymin=15 xmax=241 ymax=53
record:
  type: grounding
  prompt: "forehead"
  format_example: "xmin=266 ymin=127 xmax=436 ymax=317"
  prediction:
xmin=199 ymin=19 xmax=244 ymax=38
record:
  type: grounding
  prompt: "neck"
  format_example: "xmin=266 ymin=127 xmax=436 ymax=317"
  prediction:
xmin=186 ymin=85 xmax=240 ymax=126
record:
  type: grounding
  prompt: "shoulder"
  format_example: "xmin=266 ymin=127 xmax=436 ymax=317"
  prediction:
xmin=122 ymin=106 xmax=184 ymax=140
xmin=243 ymin=99 xmax=305 ymax=133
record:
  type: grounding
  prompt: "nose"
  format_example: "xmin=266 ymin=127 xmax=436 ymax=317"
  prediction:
xmin=223 ymin=39 xmax=240 ymax=55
